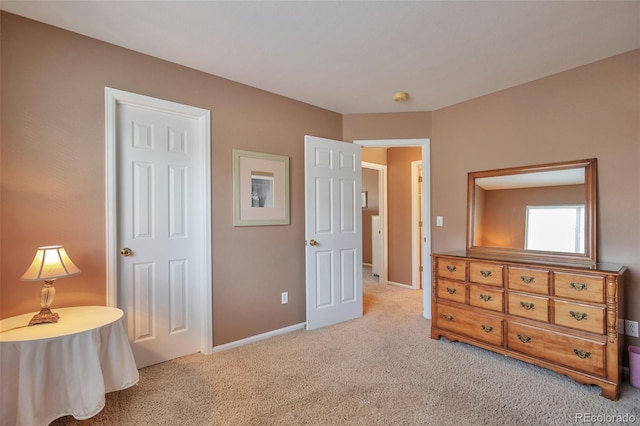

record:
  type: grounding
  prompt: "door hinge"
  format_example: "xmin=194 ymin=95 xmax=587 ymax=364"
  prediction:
xmin=419 ymin=266 xmax=423 ymax=272
xmin=418 ymin=176 xmax=422 ymax=183
xmin=419 ymin=221 xmax=422 ymax=227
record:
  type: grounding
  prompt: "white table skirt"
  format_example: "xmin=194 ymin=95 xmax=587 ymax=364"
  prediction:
xmin=0 ymin=306 xmax=139 ymax=426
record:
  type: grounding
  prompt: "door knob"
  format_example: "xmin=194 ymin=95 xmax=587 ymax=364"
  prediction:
xmin=120 ymin=247 xmax=133 ymax=257
xmin=309 ymin=239 xmax=319 ymax=246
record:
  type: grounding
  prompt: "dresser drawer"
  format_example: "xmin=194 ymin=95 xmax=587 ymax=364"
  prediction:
xmin=469 ymin=285 xmax=503 ymax=313
xmin=507 ymin=322 xmax=605 ymax=377
xmin=507 ymin=292 xmax=549 ymax=323
xmin=436 ymin=304 xmax=503 ymax=346
xmin=553 ymin=272 xmax=605 ymax=304
xmin=437 ymin=258 xmax=466 ymax=281
xmin=508 ymin=267 xmax=549 ymax=294
xmin=554 ymin=300 xmax=605 ymax=335
xmin=437 ymin=279 xmax=466 ymax=304
xmin=469 ymin=262 xmax=503 ymax=287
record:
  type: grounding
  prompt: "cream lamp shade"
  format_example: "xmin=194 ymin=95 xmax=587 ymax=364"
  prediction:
xmin=21 ymin=245 xmax=81 ymax=325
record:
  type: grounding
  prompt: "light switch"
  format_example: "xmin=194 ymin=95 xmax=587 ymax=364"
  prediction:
xmin=436 ymin=216 xmax=443 ymax=227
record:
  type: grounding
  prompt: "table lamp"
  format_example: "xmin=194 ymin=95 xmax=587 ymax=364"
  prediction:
xmin=20 ymin=245 xmax=81 ymax=326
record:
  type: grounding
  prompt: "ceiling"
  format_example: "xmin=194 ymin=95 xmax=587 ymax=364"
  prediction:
xmin=2 ymin=1 xmax=639 ymax=114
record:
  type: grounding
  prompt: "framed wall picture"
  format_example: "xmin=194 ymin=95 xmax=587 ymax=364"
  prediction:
xmin=233 ymin=149 xmax=290 ymax=226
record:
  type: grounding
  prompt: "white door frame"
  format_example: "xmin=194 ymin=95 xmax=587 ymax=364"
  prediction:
xmin=411 ymin=160 xmax=422 ymax=290
xmin=104 ymin=87 xmax=213 ymax=355
xmin=354 ymin=139 xmax=431 ymax=319
xmin=361 ymin=161 xmax=388 ymax=284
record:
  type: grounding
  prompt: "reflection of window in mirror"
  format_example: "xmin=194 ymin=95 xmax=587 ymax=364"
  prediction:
xmin=525 ymin=205 xmax=585 ymax=253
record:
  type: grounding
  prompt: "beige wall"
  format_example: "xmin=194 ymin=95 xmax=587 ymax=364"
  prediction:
xmin=343 ymin=112 xmax=432 ymax=142
xmin=0 ymin=13 xmax=342 ymax=346
xmin=432 ymin=49 xmax=640 ymax=347
xmin=387 ymin=147 xmax=422 ymax=285
xmin=2 ymin=12 xmax=638 ymax=350
xmin=362 ymin=147 xmax=387 ymax=165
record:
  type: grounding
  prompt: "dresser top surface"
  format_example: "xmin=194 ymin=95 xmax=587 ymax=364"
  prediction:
xmin=433 ymin=250 xmax=625 ymax=274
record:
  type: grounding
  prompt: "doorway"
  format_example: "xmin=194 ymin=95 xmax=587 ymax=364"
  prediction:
xmin=355 ymin=139 xmax=431 ymax=320
xmin=362 ymin=162 xmax=387 ymax=283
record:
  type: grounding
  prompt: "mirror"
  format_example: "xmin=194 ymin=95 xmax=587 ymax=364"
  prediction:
xmin=467 ymin=159 xmax=597 ymax=265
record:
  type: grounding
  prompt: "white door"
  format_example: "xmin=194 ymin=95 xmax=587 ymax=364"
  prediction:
xmin=116 ymin=102 xmax=204 ymax=368
xmin=305 ymin=135 xmax=362 ymax=330
xmin=371 ymin=215 xmax=382 ymax=277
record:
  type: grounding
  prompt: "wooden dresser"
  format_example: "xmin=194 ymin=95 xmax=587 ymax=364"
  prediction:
xmin=431 ymin=251 xmax=626 ymax=400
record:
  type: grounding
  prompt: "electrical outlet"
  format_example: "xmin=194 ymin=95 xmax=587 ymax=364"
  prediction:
xmin=281 ymin=292 xmax=288 ymax=304
xmin=625 ymin=320 xmax=639 ymax=337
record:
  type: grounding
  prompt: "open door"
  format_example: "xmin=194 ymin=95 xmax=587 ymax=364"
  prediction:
xmin=304 ymin=135 xmax=362 ymax=330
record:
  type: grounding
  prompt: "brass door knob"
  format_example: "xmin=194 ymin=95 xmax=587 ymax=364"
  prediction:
xmin=309 ymin=239 xmax=319 ymax=246
xmin=120 ymin=247 xmax=133 ymax=257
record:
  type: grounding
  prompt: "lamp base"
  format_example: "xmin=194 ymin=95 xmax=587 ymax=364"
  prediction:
xmin=29 ymin=308 xmax=59 ymax=326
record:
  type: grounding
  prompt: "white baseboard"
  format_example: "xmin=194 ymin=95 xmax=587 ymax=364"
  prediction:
xmin=387 ymin=280 xmax=411 ymax=288
xmin=211 ymin=322 xmax=306 ymax=353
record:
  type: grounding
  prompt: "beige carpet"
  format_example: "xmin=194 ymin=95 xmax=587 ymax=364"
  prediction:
xmin=53 ymin=276 xmax=640 ymax=425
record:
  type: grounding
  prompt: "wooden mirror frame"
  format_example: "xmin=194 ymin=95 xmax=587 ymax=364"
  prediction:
xmin=467 ymin=158 xmax=597 ymax=265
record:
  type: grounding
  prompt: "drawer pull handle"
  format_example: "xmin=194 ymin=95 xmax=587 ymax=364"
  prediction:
xmin=446 ymin=287 xmax=457 ymax=295
xmin=520 ymin=301 xmax=535 ymax=310
xmin=446 ymin=265 xmax=457 ymax=273
xmin=481 ymin=324 xmax=493 ymax=333
xmin=570 ymin=282 xmax=588 ymax=291
xmin=479 ymin=270 xmax=492 ymax=278
xmin=479 ymin=294 xmax=493 ymax=302
xmin=520 ymin=275 xmax=535 ymax=284
xmin=517 ymin=334 xmax=531 ymax=343
xmin=570 ymin=311 xmax=587 ymax=321
xmin=442 ymin=314 xmax=454 ymax=322
xmin=573 ymin=349 xmax=591 ymax=359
